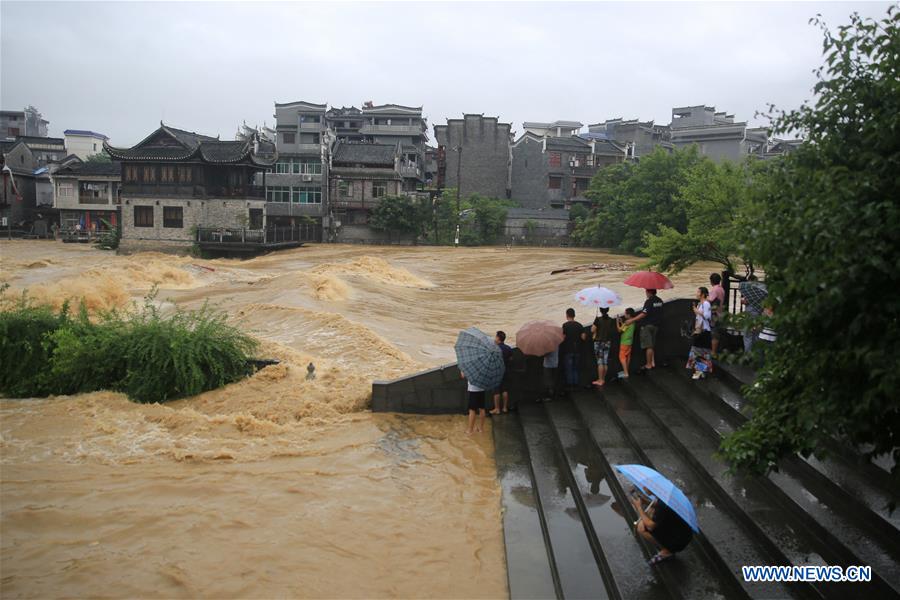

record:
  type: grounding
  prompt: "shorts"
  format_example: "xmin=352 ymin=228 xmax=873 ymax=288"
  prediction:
xmin=640 ymin=324 xmax=658 ymax=349
xmin=618 ymin=344 xmax=632 ymax=368
xmin=594 ymin=341 xmax=612 ymax=366
xmin=467 ymin=390 xmax=486 ymax=412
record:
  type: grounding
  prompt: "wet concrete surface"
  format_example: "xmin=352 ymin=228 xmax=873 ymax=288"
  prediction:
xmin=544 ymin=401 xmax=674 ymax=600
xmin=646 ymin=369 xmax=900 ymax=596
xmin=518 ymin=403 xmax=610 ymax=599
xmin=492 ymin=415 xmax=560 ymax=600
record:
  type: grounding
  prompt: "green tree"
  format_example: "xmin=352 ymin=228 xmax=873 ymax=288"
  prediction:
xmin=369 ymin=195 xmax=424 ymax=241
xmin=84 ymin=152 xmax=112 ymax=163
xmin=720 ymin=7 xmax=900 ymax=496
xmin=643 ymin=158 xmax=766 ymax=276
xmin=574 ymin=146 xmax=704 ymax=253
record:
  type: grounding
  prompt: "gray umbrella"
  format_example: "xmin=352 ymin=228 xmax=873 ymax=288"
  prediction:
xmin=454 ymin=327 xmax=505 ymax=390
xmin=739 ymin=281 xmax=768 ymax=313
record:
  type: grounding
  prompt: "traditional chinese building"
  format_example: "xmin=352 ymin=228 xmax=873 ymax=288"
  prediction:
xmin=104 ymin=123 xmax=285 ymax=254
xmin=52 ymin=160 xmax=122 ymax=240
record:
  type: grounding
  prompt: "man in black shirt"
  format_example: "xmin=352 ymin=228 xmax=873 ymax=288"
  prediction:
xmin=561 ymin=308 xmax=585 ymax=390
xmin=625 ymin=288 xmax=664 ymax=370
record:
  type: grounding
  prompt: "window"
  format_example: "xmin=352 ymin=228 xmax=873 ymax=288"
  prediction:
xmin=372 ymin=181 xmax=387 ymax=198
xmin=125 ymin=165 xmax=139 ymax=182
xmin=93 ymin=143 xmax=97 ymax=151
xmin=338 ymin=181 xmax=350 ymax=197
xmin=178 ymin=166 xmax=193 ymax=183
xmin=161 ymin=166 xmax=175 ymax=183
xmin=266 ymin=186 xmax=291 ymax=202
xmin=548 ymin=176 xmax=562 ymax=190
xmin=301 ymin=159 xmax=322 ymax=174
xmin=549 ymin=152 xmax=561 ymax=168
xmin=282 ymin=132 xmax=295 ymax=144
xmin=134 ymin=205 xmax=154 ymax=227
xmin=294 ymin=187 xmax=321 ymax=204
xmin=143 ymin=165 xmax=156 ymax=182
xmin=58 ymin=183 xmax=74 ymax=198
xmin=163 ymin=206 xmax=183 ymax=228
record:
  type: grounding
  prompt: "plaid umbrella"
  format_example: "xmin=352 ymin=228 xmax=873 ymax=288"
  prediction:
xmin=454 ymin=327 xmax=505 ymax=390
xmin=739 ymin=281 xmax=768 ymax=313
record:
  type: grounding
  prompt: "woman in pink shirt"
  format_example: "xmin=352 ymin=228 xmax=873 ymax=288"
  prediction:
xmin=709 ymin=273 xmax=726 ymax=357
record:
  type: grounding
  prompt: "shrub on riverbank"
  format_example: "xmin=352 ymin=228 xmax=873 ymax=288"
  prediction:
xmin=0 ymin=293 xmax=257 ymax=403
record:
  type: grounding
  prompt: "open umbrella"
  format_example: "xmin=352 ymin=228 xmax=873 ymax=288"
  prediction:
xmin=515 ymin=320 xmax=564 ymax=357
xmin=575 ymin=285 xmax=622 ymax=309
xmin=454 ymin=327 xmax=505 ymax=390
xmin=739 ymin=281 xmax=768 ymax=313
xmin=614 ymin=464 xmax=699 ymax=532
xmin=624 ymin=271 xmax=674 ymax=290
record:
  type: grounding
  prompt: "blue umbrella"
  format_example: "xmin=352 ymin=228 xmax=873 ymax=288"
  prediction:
xmin=614 ymin=464 xmax=700 ymax=533
xmin=454 ymin=327 xmax=505 ymax=390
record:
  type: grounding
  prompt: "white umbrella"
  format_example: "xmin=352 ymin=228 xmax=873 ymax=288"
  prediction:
xmin=574 ymin=285 xmax=622 ymax=310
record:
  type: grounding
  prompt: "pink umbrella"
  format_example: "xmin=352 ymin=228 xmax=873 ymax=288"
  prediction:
xmin=623 ymin=271 xmax=674 ymax=290
xmin=515 ymin=320 xmax=565 ymax=357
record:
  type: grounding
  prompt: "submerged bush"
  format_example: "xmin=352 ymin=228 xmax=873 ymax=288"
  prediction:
xmin=0 ymin=293 xmax=257 ymax=403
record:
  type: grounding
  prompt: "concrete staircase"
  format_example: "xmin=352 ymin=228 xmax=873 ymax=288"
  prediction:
xmin=492 ymin=366 xmax=900 ymax=600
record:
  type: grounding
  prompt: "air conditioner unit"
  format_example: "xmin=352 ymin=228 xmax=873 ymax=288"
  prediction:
xmin=302 ymin=175 xmax=313 ymax=182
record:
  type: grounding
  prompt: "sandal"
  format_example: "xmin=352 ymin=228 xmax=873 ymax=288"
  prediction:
xmin=648 ymin=552 xmax=673 ymax=565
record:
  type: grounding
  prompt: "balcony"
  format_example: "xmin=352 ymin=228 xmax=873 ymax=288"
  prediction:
xmin=359 ymin=124 xmax=423 ymax=136
xmin=398 ymin=164 xmax=421 ymax=178
xmin=121 ymin=183 xmax=266 ymax=199
xmin=299 ymin=121 xmax=323 ymax=131
xmin=570 ymin=165 xmax=600 ymax=178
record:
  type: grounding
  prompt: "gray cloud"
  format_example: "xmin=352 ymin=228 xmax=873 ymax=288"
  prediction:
xmin=1 ymin=1 xmax=892 ymax=145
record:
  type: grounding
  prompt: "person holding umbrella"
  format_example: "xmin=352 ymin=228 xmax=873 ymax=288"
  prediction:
xmin=455 ymin=328 xmax=506 ymax=435
xmin=574 ymin=285 xmax=622 ymax=387
xmin=622 ymin=271 xmax=673 ymax=372
xmin=615 ymin=464 xmax=698 ymax=566
xmin=515 ymin=320 xmax=565 ymax=403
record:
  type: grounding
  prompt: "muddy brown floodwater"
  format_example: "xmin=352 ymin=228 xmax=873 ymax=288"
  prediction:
xmin=0 ymin=241 xmax=715 ymax=599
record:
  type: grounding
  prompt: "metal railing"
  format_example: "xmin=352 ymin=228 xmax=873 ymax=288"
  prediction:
xmin=196 ymin=224 xmax=319 ymax=246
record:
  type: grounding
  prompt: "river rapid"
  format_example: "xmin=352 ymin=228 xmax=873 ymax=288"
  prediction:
xmin=0 ymin=241 xmax=714 ymax=598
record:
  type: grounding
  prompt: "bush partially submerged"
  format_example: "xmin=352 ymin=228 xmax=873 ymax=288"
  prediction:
xmin=0 ymin=292 xmax=257 ymax=403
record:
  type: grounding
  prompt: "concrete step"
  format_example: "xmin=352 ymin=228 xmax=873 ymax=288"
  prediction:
xmin=597 ymin=384 xmax=807 ymax=599
xmin=542 ymin=400 xmax=679 ymax=600
xmin=518 ymin=402 xmax=610 ymax=599
xmin=645 ymin=369 xmax=900 ymax=596
xmin=492 ymin=413 xmax=561 ymax=600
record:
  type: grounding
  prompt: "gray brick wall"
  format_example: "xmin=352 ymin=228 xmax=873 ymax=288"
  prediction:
xmin=510 ymin=137 xmax=550 ymax=208
xmin=120 ymin=197 xmax=265 ymax=244
xmin=435 ymin=115 xmax=511 ymax=199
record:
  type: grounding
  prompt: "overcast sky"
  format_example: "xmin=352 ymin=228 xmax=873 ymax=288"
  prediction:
xmin=1 ymin=1 xmax=892 ymax=145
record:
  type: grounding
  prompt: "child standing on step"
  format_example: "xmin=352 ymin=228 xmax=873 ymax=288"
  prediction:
xmin=617 ymin=308 xmax=636 ymax=379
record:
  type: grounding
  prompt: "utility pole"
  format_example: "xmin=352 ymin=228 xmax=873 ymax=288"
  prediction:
xmin=455 ymin=145 xmax=462 ymax=214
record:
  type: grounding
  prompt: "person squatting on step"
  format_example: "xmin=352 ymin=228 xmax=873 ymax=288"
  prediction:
xmin=630 ymin=489 xmax=694 ymax=565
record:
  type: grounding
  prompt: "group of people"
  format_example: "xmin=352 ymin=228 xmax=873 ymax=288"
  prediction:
xmin=540 ymin=288 xmax=666 ymax=400
xmin=462 ymin=272 xmax=764 ymax=431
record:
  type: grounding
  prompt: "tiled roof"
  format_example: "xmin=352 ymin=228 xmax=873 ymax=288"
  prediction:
xmin=16 ymin=136 xmax=66 ymax=147
xmin=546 ymin=136 xmax=591 ymax=151
xmin=331 ymin=142 xmax=397 ymax=166
xmin=103 ymin=124 xmax=274 ymax=166
xmin=54 ymin=161 xmax=122 ymax=177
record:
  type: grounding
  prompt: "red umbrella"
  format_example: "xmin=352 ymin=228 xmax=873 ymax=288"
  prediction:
xmin=515 ymin=320 xmax=565 ymax=357
xmin=624 ymin=270 xmax=674 ymax=290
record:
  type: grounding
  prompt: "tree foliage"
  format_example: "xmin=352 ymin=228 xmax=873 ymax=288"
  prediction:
xmin=720 ymin=7 xmax=900 ymax=494
xmin=369 ymin=195 xmax=426 ymax=240
xmin=643 ymin=159 xmax=765 ymax=276
xmin=573 ymin=146 xmax=704 ymax=253
xmin=84 ymin=152 xmax=112 ymax=163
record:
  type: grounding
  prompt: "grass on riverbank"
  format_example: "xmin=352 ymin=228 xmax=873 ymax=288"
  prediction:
xmin=0 ymin=289 xmax=257 ymax=403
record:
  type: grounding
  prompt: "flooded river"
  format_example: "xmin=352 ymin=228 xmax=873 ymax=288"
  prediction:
xmin=0 ymin=241 xmax=714 ymax=598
